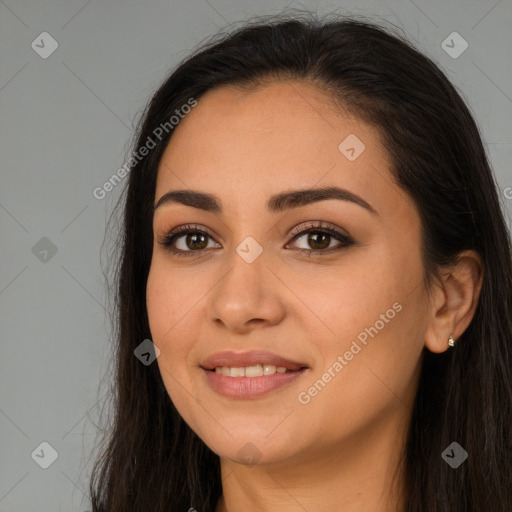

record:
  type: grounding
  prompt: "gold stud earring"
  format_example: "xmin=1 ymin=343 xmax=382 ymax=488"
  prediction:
xmin=448 ymin=334 xmax=455 ymax=347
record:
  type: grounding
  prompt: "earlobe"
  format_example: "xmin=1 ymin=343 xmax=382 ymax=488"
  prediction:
xmin=424 ymin=250 xmax=484 ymax=354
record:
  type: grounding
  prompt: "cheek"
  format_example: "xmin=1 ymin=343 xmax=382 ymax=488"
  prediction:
xmin=314 ymin=251 xmax=410 ymax=335
xmin=146 ymin=263 xmax=202 ymax=419
xmin=146 ymin=260 xmax=195 ymax=374
xmin=146 ymin=257 xmax=195 ymax=339
xmin=299 ymin=301 xmax=423 ymax=444
xmin=307 ymin=246 xmax=424 ymax=400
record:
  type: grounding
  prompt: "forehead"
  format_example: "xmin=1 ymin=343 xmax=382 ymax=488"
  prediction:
xmin=154 ymin=80 xmax=410 ymax=221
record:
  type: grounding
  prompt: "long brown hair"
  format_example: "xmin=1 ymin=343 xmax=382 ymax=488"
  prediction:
xmin=89 ymin=10 xmax=512 ymax=511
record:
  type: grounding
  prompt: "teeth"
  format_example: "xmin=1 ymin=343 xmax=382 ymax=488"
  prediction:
xmin=214 ymin=364 xmax=292 ymax=377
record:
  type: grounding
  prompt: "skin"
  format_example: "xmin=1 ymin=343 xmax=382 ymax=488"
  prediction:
xmin=146 ymin=80 xmax=483 ymax=512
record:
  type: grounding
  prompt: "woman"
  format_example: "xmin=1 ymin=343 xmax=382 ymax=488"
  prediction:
xmin=89 ymin=11 xmax=512 ymax=512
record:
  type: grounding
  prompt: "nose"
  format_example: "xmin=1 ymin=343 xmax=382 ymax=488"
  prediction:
xmin=206 ymin=246 xmax=287 ymax=334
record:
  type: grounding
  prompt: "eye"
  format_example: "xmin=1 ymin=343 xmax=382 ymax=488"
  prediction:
xmin=286 ymin=221 xmax=354 ymax=256
xmin=157 ymin=224 xmax=219 ymax=257
xmin=157 ymin=221 xmax=354 ymax=258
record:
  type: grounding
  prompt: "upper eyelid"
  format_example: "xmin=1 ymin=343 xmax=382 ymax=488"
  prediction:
xmin=162 ymin=222 xmax=347 ymax=237
xmin=288 ymin=220 xmax=351 ymax=238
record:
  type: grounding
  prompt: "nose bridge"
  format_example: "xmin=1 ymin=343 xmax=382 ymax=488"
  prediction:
xmin=206 ymin=231 xmax=284 ymax=329
xmin=221 ymin=208 xmax=270 ymax=267
xmin=218 ymin=234 xmax=268 ymax=303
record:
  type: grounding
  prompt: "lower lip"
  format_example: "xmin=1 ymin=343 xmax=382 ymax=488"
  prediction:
xmin=203 ymin=368 xmax=308 ymax=399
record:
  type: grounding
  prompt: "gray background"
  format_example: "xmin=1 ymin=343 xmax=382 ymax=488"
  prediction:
xmin=1 ymin=0 xmax=511 ymax=510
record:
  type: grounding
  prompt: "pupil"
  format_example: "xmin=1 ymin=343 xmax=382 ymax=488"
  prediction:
xmin=188 ymin=233 xmax=207 ymax=250
xmin=310 ymin=233 xmax=329 ymax=249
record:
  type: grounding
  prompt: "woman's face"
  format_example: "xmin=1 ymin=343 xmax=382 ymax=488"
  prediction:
xmin=146 ymin=80 xmax=430 ymax=467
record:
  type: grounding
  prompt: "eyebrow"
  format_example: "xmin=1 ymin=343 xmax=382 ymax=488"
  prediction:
xmin=153 ymin=186 xmax=378 ymax=216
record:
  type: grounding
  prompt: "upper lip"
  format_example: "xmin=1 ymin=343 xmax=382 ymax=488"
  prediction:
xmin=201 ymin=350 xmax=309 ymax=371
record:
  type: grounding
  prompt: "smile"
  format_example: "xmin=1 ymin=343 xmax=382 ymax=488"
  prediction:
xmin=213 ymin=364 xmax=292 ymax=377
xmin=203 ymin=367 xmax=308 ymax=398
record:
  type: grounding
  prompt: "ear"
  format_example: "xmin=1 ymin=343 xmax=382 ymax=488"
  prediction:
xmin=424 ymin=250 xmax=484 ymax=354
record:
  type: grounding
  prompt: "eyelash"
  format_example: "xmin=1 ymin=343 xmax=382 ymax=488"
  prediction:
xmin=157 ymin=221 xmax=354 ymax=258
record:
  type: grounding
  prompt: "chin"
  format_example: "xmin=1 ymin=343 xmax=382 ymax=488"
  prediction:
xmin=201 ymin=432 xmax=301 ymax=468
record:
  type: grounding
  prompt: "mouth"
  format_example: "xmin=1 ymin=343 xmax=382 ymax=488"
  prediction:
xmin=205 ymin=364 xmax=307 ymax=377
xmin=202 ymin=366 xmax=308 ymax=399
xmin=200 ymin=350 xmax=310 ymax=399
xmin=200 ymin=349 xmax=309 ymax=372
